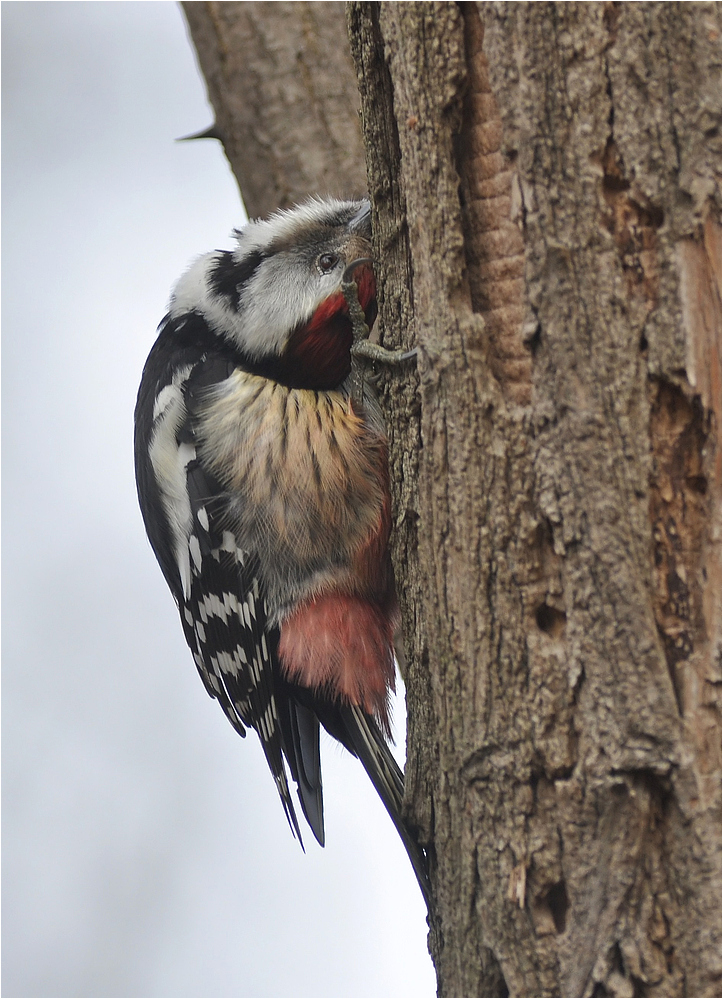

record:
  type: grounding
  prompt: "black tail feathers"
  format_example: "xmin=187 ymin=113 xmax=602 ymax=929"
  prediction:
xmin=278 ymin=683 xmax=431 ymax=909
xmin=339 ymin=704 xmax=432 ymax=910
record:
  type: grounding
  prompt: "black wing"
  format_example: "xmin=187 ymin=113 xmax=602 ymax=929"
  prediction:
xmin=135 ymin=316 xmax=324 ymax=845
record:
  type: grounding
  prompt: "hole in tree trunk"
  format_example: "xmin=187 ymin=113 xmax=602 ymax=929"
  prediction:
xmin=545 ymin=880 xmax=569 ymax=934
xmin=535 ymin=602 xmax=567 ymax=638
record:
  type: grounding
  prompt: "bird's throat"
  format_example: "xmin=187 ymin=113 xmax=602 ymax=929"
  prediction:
xmin=283 ymin=268 xmax=377 ymax=391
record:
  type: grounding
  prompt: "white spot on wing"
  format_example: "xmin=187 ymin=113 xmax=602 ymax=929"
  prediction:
xmin=258 ymin=708 xmax=270 ymax=742
xmin=249 ymin=655 xmax=261 ymax=684
xmin=177 ymin=549 xmax=191 ymax=602
xmin=189 ymin=534 xmax=202 ymax=573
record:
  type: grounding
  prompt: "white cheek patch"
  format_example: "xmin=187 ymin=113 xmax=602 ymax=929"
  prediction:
xmin=234 ymin=256 xmax=337 ymax=360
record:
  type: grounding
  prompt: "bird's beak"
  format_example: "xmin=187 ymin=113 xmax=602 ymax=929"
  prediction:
xmin=348 ymin=201 xmax=371 ymax=238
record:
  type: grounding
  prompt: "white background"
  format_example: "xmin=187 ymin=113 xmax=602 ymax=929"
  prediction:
xmin=3 ymin=3 xmax=435 ymax=996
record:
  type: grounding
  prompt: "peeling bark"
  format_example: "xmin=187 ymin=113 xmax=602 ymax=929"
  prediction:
xmin=348 ymin=2 xmax=721 ymax=996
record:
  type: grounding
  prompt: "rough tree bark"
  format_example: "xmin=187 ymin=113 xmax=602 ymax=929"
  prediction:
xmin=348 ymin=2 xmax=721 ymax=996
xmin=181 ymin=0 xmax=367 ymax=217
xmin=182 ymin=2 xmax=721 ymax=995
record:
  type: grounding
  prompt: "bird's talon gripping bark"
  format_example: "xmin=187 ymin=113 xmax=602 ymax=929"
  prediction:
xmin=351 ymin=341 xmax=418 ymax=365
xmin=343 ymin=258 xmax=416 ymax=407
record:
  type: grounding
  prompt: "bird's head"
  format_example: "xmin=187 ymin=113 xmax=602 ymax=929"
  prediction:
xmin=170 ymin=198 xmax=377 ymax=390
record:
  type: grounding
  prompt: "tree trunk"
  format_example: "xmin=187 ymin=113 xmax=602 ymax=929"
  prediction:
xmin=181 ymin=0 xmax=367 ymax=218
xmin=348 ymin=2 xmax=721 ymax=996
xmin=182 ymin=1 xmax=720 ymax=994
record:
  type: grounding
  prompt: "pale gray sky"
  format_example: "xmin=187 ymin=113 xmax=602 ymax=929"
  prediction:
xmin=2 ymin=3 xmax=434 ymax=996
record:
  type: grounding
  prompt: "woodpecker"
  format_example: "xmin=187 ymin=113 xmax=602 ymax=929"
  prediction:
xmin=134 ymin=197 xmax=429 ymax=904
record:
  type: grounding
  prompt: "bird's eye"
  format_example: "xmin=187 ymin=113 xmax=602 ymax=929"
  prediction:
xmin=318 ymin=253 xmax=339 ymax=273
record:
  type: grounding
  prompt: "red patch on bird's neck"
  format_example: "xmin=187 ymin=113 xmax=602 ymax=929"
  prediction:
xmin=283 ymin=267 xmax=377 ymax=390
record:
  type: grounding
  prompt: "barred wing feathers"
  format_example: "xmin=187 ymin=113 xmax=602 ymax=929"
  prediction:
xmin=135 ymin=324 xmax=322 ymax=844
